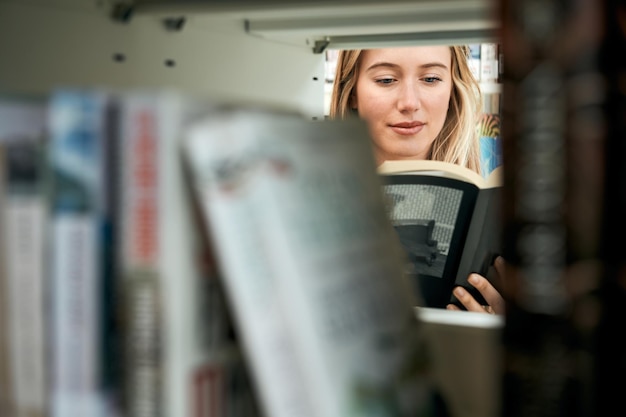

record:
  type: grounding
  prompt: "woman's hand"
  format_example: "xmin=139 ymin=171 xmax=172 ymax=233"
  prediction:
xmin=446 ymin=256 xmax=506 ymax=315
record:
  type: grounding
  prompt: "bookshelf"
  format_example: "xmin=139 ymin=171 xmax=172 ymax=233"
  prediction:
xmin=0 ymin=1 xmax=503 ymax=417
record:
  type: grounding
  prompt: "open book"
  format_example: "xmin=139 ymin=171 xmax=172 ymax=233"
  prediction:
xmin=181 ymin=106 xmax=436 ymax=417
xmin=378 ymin=160 xmax=503 ymax=309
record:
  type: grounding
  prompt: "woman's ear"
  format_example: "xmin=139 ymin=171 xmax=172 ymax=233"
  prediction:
xmin=350 ymin=94 xmax=357 ymax=110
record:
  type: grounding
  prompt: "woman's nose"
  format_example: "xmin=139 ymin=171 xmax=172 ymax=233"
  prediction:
xmin=397 ymin=82 xmax=420 ymax=113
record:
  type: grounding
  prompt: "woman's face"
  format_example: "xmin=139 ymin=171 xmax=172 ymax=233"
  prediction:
xmin=353 ymin=46 xmax=453 ymax=164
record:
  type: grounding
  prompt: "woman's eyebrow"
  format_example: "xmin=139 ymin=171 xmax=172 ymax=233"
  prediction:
xmin=365 ymin=61 xmax=449 ymax=71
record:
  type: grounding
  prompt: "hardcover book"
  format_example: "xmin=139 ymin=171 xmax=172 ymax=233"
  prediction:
xmin=378 ymin=160 xmax=503 ymax=309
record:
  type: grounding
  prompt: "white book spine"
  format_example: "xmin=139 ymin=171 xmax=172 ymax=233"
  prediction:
xmin=5 ymin=196 xmax=47 ymax=415
xmin=119 ymin=94 xmax=164 ymax=417
xmin=480 ymin=43 xmax=499 ymax=83
xmin=48 ymin=89 xmax=108 ymax=417
xmin=185 ymin=112 xmax=316 ymax=417
xmin=0 ymin=98 xmax=49 ymax=417
xmin=51 ymin=214 xmax=102 ymax=417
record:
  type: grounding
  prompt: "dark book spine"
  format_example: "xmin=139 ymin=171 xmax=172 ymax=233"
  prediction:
xmin=596 ymin=0 xmax=626 ymax=414
xmin=102 ymin=96 xmax=123 ymax=415
xmin=499 ymin=0 xmax=607 ymax=416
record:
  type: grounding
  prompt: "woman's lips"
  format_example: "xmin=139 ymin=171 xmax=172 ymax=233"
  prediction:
xmin=389 ymin=122 xmax=424 ymax=136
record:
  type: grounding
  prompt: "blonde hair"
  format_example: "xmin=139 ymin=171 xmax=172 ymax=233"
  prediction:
xmin=329 ymin=45 xmax=483 ymax=173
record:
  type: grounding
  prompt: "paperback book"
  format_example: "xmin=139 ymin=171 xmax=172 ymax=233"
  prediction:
xmin=378 ymin=160 xmax=503 ymax=309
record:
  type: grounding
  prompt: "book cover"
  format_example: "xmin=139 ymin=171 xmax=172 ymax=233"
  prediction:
xmin=378 ymin=160 xmax=502 ymax=309
xmin=183 ymin=106 xmax=437 ymax=417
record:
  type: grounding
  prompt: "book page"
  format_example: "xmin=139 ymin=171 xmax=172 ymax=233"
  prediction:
xmin=381 ymin=174 xmax=480 ymax=308
xmin=258 ymin=117 xmax=434 ymax=417
xmin=378 ymin=159 xmax=491 ymax=188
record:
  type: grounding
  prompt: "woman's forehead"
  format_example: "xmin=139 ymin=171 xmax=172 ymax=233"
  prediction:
xmin=360 ymin=46 xmax=452 ymax=67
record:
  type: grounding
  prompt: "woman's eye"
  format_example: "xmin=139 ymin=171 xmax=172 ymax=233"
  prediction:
xmin=375 ymin=78 xmax=395 ymax=85
xmin=423 ymin=76 xmax=443 ymax=84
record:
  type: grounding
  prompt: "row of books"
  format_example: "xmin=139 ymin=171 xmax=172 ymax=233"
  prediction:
xmin=0 ymin=92 xmax=260 ymax=417
xmin=0 ymin=90 xmax=440 ymax=417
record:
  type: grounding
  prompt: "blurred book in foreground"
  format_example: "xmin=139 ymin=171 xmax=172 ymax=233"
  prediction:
xmin=182 ymin=105 xmax=438 ymax=417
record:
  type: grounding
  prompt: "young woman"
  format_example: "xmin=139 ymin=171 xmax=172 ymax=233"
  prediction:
xmin=330 ymin=45 xmax=505 ymax=314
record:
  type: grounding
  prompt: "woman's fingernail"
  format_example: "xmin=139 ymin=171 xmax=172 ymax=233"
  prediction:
xmin=468 ymin=274 xmax=480 ymax=285
xmin=454 ymin=286 xmax=466 ymax=297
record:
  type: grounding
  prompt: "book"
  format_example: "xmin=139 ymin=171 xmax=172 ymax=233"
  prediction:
xmin=468 ymin=44 xmax=481 ymax=82
xmin=0 ymin=94 xmax=49 ymax=416
xmin=0 ymin=141 xmax=11 ymax=417
xmin=47 ymin=88 xmax=112 ymax=417
xmin=0 ymin=95 xmax=49 ymax=417
xmin=116 ymin=89 xmax=166 ymax=417
xmin=182 ymin=104 xmax=437 ymax=417
xmin=117 ymin=90 xmax=258 ymax=417
xmin=4 ymin=137 xmax=48 ymax=417
xmin=415 ymin=306 xmax=504 ymax=417
xmin=181 ymin=105 xmax=319 ymax=417
xmin=479 ymin=43 xmax=498 ymax=83
xmin=378 ymin=160 xmax=503 ymax=309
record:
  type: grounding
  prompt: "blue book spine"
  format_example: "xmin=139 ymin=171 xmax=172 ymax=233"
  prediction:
xmin=48 ymin=89 xmax=110 ymax=417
